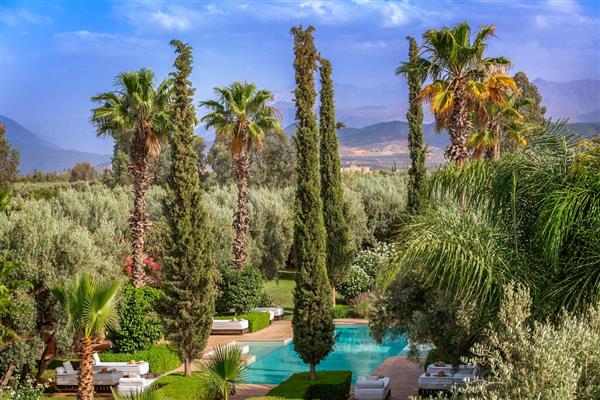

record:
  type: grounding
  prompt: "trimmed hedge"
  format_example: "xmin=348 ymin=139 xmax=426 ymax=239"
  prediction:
xmin=99 ymin=344 xmax=180 ymax=374
xmin=267 ymin=371 xmax=352 ymax=400
xmin=214 ymin=311 xmax=271 ymax=333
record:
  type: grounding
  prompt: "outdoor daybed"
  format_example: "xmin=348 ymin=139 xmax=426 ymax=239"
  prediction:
xmin=354 ymin=376 xmax=391 ymax=400
xmin=418 ymin=363 xmax=478 ymax=397
xmin=55 ymin=361 xmax=123 ymax=392
xmin=117 ymin=374 xmax=156 ymax=395
xmin=251 ymin=306 xmax=284 ymax=320
xmin=92 ymin=353 xmax=150 ymax=375
xmin=211 ymin=318 xmax=249 ymax=335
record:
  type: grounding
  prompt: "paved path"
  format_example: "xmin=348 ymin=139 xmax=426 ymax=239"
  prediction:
xmin=369 ymin=357 xmax=422 ymax=400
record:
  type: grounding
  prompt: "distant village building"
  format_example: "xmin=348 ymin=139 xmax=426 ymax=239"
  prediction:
xmin=342 ymin=164 xmax=371 ymax=173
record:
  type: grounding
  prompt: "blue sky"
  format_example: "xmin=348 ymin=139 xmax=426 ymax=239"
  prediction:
xmin=1 ymin=0 xmax=599 ymax=154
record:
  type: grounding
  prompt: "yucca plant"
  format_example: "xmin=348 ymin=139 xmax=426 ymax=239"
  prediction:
xmin=52 ymin=274 xmax=120 ymax=400
xmin=200 ymin=344 xmax=246 ymax=400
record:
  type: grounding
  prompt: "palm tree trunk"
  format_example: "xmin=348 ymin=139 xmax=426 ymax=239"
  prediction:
xmin=446 ymin=85 xmax=471 ymax=165
xmin=232 ymin=152 xmax=250 ymax=269
xmin=184 ymin=358 xmax=192 ymax=376
xmin=78 ymin=337 xmax=94 ymax=400
xmin=129 ymin=131 xmax=150 ymax=288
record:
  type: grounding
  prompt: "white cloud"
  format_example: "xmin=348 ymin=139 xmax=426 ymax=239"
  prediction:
xmin=535 ymin=15 xmax=548 ymax=28
xmin=2 ymin=8 xmax=53 ymax=27
xmin=55 ymin=30 xmax=165 ymax=56
xmin=546 ymin=0 xmax=581 ymax=14
xmin=148 ymin=10 xmax=191 ymax=31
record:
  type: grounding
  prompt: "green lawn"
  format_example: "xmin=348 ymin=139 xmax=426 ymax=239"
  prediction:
xmin=264 ymin=270 xmax=296 ymax=317
xmin=153 ymin=373 xmax=205 ymax=400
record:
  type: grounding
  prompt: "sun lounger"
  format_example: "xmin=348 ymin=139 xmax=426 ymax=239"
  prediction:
xmin=251 ymin=306 xmax=284 ymax=320
xmin=426 ymin=363 xmax=475 ymax=375
xmin=211 ymin=318 xmax=249 ymax=335
xmin=418 ymin=369 xmax=477 ymax=396
xmin=118 ymin=375 xmax=155 ymax=395
xmin=55 ymin=361 xmax=123 ymax=392
xmin=354 ymin=376 xmax=391 ymax=400
xmin=92 ymin=353 xmax=150 ymax=375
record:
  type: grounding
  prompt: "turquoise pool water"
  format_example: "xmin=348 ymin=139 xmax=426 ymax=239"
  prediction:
xmin=240 ymin=324 xmax=408 ymax=384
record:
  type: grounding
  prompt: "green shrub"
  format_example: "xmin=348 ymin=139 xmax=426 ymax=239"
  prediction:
xmin=257 ymin=291 xmax=274 ymax=307
xmin=244 ymin=311 xmax=271 ymax=332
xmin=348 ymin=292 xmax=375 ymax=318
xmin=100 ymin=344 xmax=180 ymax=374
xmin=109 ymin=285 xmax=163 ymax=353
xmin=216 ymin=265 xmax=264 ymax=313
xmin=215 ymin=311 xmax=271 ymax=333
xmin=267 ymin=371 xmax=352 ymax=400
xmin=332 ymin=305 xmax=350 ymax=319
xmin=423 ymin=348 xmax=451 ymax=370
xmin=336 ymin=265 xmax=372 ymax=301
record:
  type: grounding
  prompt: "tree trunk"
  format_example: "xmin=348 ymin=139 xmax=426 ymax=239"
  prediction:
xmin=310 ymin=363 xmax=317 ymax=380
xmin=331 ymin=286 xmax=336 ymax=307
xmin=446 ymin=84 xmax=471 ymax=165
xmin=129 ymin=130 xmax=150 ymax=288
xmin=232 ymin=152 xmax=250 ymax=269
xmin=184 ymin=358 xmax=192 ymax=376
xmin=78 ymin=337 xmax=94 ymax=400
xmin=0 ymin=363 xmax=15 ymax=387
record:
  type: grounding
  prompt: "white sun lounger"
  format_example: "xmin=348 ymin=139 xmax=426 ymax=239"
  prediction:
xmin=55 ymin=361 xmax=123 ymax=391
xmin=118 ymin=375 xmax=156 ymax=395
xmin=251 ymin=307 xmax=284 ymax=320
xmin=211 ymin=319 xmax=249 ymax=335
xmin=92 ymin=353 xmax=150 ymax=375
xmin=354 ymin=376 xmax=391 ymax=400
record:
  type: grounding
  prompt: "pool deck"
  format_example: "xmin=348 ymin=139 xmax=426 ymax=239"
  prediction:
xmin=206 ymin=319 xmax=421 ymax=400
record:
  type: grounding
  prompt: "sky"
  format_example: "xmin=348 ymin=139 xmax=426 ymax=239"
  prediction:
xmin=1 ymin=0 xmax=599 ymax=154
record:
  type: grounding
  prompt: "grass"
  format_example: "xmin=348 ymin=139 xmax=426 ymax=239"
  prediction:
xmin=267 ymin=371 xmax=352 ymax=400
xmin=153 ymin=373 xmax=205 ymax=400
xmin=264 ymin=270 xmax=296 ymax=317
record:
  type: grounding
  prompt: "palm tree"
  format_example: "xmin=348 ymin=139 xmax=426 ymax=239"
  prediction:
xmin=200 ymin=82 xmax=282 ymax=268
xmin=91 ymin=69 xmax=172 ymax=287
xmin=200 ymin=344 xmax=246 ymax=400
xmin=397 ymin=22 xmax=514 ymax=166
xmin=52 ymin=274 xmax=120 ymax=400
xmin=468 ymin=94 xmax=534 ymax=159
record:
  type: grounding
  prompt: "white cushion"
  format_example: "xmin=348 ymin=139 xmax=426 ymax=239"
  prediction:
xmin=212 ymin=319 xmax=249 ymax=330
xmin=63 ymin=361 xmax=75 ymax=374
xmin=92 ymin=353 xmax=101 ymax=365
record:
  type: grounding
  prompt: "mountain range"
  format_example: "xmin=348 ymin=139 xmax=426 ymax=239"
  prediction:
xmin=2 ymin=77 xmax=599 ymax=172
xmin=0 ymin=115 xmax=110 ymax=173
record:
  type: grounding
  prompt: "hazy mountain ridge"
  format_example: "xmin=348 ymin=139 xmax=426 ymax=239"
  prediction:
xmin=1 ymin=115 xmax=110 ymax=173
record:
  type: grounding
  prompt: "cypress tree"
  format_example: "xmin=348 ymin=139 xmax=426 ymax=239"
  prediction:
xmin=403 ymin=36 xmax=427 ymax=212
xmin=318 ymin=58 xmax=355 ymax=306
xmin=290 ymin=26 xmax=335 ymax=380
xmin=160 ymin=40 xmax=217 ymax=376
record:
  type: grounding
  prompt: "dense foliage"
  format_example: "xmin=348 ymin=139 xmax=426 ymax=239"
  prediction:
xmin=400 ymin=37 xmax=427 ymax=212
xmin=216 ymin=265 xmax=264 ymax=314
xmin=160 ymin=40 xmax=217 ymax=376
xmin=319 ymin=58 xmax=355 ymax=305
xmin=100 ymin=344 xmax=181 ymax=375
xmin=267 ymin=371 xmax=352 ymax=400
xmin=0 ymin=123 xmax=19 ymax=189
xmin=108 ymin=284 xmax=163 ymax=353
xmin=290 ymin=25 xmax=335 ymax=379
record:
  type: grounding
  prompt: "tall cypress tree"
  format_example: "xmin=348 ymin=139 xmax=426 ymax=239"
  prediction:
xmin=401 ymin=36 xmax=427 ymax=212
xmin=290 ymin=26 xmax=335 ymax=380
xmin=160 ymin=39 xmax=217 ymax=376
xmin=318 ymin=58 xmax=355 ymax=306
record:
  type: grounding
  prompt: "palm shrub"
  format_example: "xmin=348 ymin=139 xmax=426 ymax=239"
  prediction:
xmin=111 ymin=386 xmax=158 ymax=400
xmin=51 ymin=274 xmax=120 ymax=400
xmin=91 ymin=68 xmax=173 ymax=287
xmin=398 ymin=22 xmax=514 ymax=165
xmin=200 ymin=82 xmax=282 ymax=269
xmin=200 ymin=344 xmax=246 ymax=400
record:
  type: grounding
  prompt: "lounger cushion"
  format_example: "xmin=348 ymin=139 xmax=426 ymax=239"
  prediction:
xmin=357 ymin=377 xmax=385 ymax=388
xmin=63 ymin=362 xmax=75 ymax=374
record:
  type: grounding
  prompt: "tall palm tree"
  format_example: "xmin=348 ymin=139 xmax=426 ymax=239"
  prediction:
xmin=52 ymin=274 xmax=120 ymax=400
xmin=200 ymin=344 xmax=246 ymax=400
xmin=468 ymin=94 xmax=534 ymax=160
xmin=200 ymin=82 xmax=282 ymax=268
xmin=91 ymin=69 xmax=172 ymax=287
xmin=397 ymin=22 xmax=514 ymax=165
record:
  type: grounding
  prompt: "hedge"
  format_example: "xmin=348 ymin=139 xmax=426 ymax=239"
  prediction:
xmin=99 ymin=344 xmax=180 ymax=374
xmin=267 ymin=371 xmax=352 ymax=400
xmin=332 ymin=305 xmax=350 ymax=319
xmin=214 ymin=311 xmax=271 ymax=333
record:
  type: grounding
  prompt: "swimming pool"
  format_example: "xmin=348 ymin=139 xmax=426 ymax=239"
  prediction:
xmin=239 ymin=324 xmax=409 ymax=384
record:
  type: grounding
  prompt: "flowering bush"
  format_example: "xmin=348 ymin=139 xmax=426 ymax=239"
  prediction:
xmin=353 ymin=241 xmax=395 ymax=279
xmin=0 ymin=376 xmax=48 ymax=400
xmin=124 ymin=256 xmax=161 ymax=283
xmin=336 ymin=265 xmax=372 ymax=301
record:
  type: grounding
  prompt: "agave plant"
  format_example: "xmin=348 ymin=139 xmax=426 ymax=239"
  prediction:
xmin=200 ymin=344 xmax=246 ymax=400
